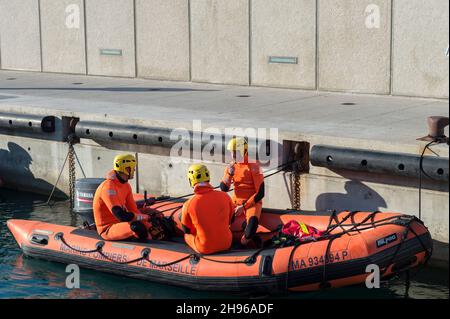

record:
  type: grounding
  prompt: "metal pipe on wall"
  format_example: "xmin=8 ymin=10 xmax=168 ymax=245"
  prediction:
xmin=74 ymin=120 xmax=268 ymax=155
xmin=0 ymin=112 xmax=55 ymax=134
xmin=310 ymin=145 xmax=448 ymax=182
xmin=75 ymin=120 xmax=214 ymax=149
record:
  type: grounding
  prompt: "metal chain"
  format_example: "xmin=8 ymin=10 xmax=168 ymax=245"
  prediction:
xmin=68 ymin=135 xmax=76 ymax=209
xmin=292 ymin=161 xmax=302 ymax=211
xmin=293 ymin=171 xmax=301 ymax=211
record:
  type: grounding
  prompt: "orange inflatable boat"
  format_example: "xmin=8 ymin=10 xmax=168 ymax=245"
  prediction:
xmin=7 ymin=195 xmax=433 ymax=294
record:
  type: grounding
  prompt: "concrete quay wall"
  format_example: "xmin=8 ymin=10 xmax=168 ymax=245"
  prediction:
xmin=0 ymin=0 xmax=448 ymax=98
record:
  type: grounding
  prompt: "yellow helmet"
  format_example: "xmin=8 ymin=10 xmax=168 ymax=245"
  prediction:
xmin=113 ymin=154 xmax=137 ymax=177
xmin=227 ymin=137 xmax=248 ymax=156
xmin=187 ymin=164 xmax=210 ymax=187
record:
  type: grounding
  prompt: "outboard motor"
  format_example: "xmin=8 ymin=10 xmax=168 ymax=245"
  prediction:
xmin=73 ymin=178 xmax=105 ymax=225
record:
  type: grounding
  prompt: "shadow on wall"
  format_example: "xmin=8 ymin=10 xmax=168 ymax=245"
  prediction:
xmin=0 ymin=142 xmax=66 ymax=199
xmin=313 ymin=165 xmax=448 ymax=213
xmin=315 ymin=180 xmax=387 ymax=212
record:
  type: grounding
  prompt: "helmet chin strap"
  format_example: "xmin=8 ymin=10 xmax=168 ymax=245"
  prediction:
xmin=126 ymin=167 xmax=135 ymax=180
xmin=115 ymin=171 xmax=128 ymax=184
xmin=233 ymin=151 xmax=249 ymax=164
xmin=116 ymin=168 xmax=134 ymax=183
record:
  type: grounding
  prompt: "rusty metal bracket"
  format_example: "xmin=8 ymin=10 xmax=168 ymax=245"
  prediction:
xmin=284 ymin=141 xmax=310 ymax=173
xmin=417 ymin=116 xmax=449 ymax=144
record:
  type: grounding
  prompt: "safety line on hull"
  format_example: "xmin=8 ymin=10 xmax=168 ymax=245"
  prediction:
xmin=56 ymin=233 xmax=265 ymax=269
xmin=55 ymin=211 xmax=431 ymax=294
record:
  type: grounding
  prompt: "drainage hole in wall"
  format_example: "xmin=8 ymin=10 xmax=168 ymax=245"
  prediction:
xmin=326 ymin=155 xmax=333 ymax=163
xmin=398 ymin=164 xmax=405 ymax=171
xmin=28 ymin=122 xmax=32 ymax=127
xmin=236 ymin=95 xmax=251 ymax=98
xmin=28 ymin=147 xmax=31 ymax=151
xmin=361 ymin=160 xmax=368 ymax=166
xmin=341 ymin=102 xmax=356 ymax=106
xmin=97 ymin=157 xmax=101 ymax=161
xmin=133 ymin=134 xmax=138 ymax=140
xmin=169 ymin=163 xmax=173 ymax=168
xmin=86 ymin=129 xmax=90 ymax=135
xmin=8 ymin=120 xmax=12 ymax=125
xmin=109 ymin=132 xmax=114 ymax=138
xmin=158 ymin=137 xmax=163 ymax=143
xmin=437 ymin=168 xmax=444 ymax=175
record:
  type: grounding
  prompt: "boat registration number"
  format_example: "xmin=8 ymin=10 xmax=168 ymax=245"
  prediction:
xmin=291 ymin=250 xmax=350 ymax=270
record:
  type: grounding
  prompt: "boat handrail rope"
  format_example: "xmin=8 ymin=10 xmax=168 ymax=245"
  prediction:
xmin=55 ymin=232 xmax=267 ymax=267
xmin=55 ymin=212 xmax=430 ymax=284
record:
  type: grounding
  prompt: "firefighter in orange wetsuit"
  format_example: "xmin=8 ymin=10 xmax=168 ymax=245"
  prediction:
xmin=93 ymin=154 xmax=152 ymax=241
xmin=220 ymin=137 xmax=265 ymax=247
xmin=181 ymin=164 xmax=235 ymax=254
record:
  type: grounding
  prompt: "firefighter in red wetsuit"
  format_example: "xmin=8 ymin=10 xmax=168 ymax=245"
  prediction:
xmin=220 ymin=137 xmax=265 ymax=247
xmin=93 ymin=154 xmax=152 ymax=241
xmin=181 ymin=164 xmax=235 ymax=254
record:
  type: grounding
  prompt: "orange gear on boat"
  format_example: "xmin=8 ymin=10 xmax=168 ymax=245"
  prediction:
xmin=93 ymin=170 xmax=151 ymax=241
xmin=181 ymin=182 xmax=235 ymax=254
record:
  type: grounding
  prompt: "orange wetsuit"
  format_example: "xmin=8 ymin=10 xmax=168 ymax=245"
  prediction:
xmin=181 ymin=182 xmax=235 ymax=254
xmin=220 ymin=159 xmax=265 ymax=239
xmin=93 ymin=170 xmax=151 ymax=241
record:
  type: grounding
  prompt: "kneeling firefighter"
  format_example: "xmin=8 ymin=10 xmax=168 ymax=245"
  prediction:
xmin=93 ymin=154 xmax=152 ymax=241
xmin=220 ymin=137 xmax=265 ymax=247
xmin=181 ymin=164 xmax=235 ymax=254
